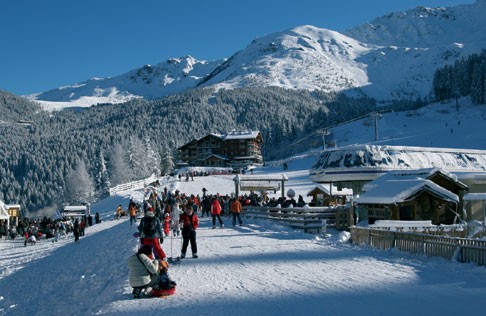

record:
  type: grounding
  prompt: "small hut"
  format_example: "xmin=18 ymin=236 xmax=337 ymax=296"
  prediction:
xmin=355 ymin=168 xmax=466 ymax=225
xmin=307 ymin=184 xmax=353 ymax=206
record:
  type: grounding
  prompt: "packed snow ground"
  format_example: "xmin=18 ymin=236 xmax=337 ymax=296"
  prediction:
xmin=2 ymin=162 xmax=486 ymax=316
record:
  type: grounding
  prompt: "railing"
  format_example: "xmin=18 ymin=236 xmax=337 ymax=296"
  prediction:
xmin=350 ymin=227 xmax=486 ymax=266
xmin=109 ymin=175 xmax=158 ymax=196
xmin=244 ymin=205 xmax=352 ymax=233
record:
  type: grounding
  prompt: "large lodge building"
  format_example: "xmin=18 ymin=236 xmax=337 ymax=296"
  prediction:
xmin=177 ymin=130 xmax=263 ymax=169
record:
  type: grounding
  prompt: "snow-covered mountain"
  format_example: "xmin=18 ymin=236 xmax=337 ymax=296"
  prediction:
xmin=197 ymin=25 xmax=372 ymax=95
xmin=343 ymin=0 xmax=486 ymax=100
xmin=29 ymin=56 xmax=221 ymax=109
xmin=28 ymin=1 xmax=486 ymax=109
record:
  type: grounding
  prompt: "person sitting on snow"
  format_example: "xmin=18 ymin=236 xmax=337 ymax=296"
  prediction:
xmin=128 ymin=245 xmax=166 ymax=298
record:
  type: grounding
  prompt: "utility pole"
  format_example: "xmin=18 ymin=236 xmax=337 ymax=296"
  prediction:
xmin=319 ymin=128 xmax=329 ymax=150
xmin=372 ymin=112 xmax=381 ymax=141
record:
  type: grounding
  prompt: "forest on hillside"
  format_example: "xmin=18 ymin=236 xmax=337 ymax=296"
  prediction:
xmin=0 ymin=85 xmax=421 ymax=216
xmin=433 ymin=50 xmax=486 ymax=105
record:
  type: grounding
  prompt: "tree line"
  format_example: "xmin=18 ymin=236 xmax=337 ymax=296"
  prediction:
xmin=433 ymin=49 xmax=486 ymax=104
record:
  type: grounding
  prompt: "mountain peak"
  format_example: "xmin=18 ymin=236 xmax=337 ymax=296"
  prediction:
xmin=28 ymin=1 xmax=486 ymax=108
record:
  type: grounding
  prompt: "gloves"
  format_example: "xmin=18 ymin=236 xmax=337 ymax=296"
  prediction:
xmin=159 ymin=237 xmax=163 ymax=244
xmin=160 ymin=259 xmax=169 ymax=273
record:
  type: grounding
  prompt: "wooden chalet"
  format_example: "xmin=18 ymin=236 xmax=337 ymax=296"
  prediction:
xmin=307 ymin=184 xmax=353 ymax=206
xmin=177 ymin=130 xmax=263 ymax=168
xmin=355 ymin=168 xmax=468 ymax=225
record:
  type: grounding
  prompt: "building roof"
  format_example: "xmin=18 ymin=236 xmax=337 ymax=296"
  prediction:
xmin=177 ymin=130 xmax=261 ymax=151
xmin=307 ymin=184 xmax=353 ymax=196
xmin=222 ymin=130 xmax=261 ymax=141
xmin=234 ymin=174 xmax=288 ymax=182
xmin=356 ymin=178 xmax=459 ymax=205
xmin=362 ymin=168 xmax=467 ymax=192
xmin=463 ymin=193 xmax=486 ymax=201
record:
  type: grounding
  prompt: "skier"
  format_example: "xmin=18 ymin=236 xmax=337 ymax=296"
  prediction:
xmin=230 ymin=197 xmax=243 ymax=227
xmin=171 ymin=203 xmax=183 ymax=237
xmin=138 ymin=208 xmax=167 ymax=262
xmin=210 ymin=197 xmax=224 ymax=229
xmin=180 ymin=203 xmax=199 ymax=259
xmin=128 ymin=200 xmax=137 ymax=225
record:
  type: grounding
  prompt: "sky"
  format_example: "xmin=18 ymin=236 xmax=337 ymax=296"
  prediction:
xmin=0 ymin=0 xmax=476 ymax=96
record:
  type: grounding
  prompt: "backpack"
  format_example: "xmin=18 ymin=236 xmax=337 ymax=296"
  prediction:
xmin=143 ymin=216 xmax=157 ymax=236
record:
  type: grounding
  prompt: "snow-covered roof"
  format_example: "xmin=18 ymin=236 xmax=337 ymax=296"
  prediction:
xmin=362 ymin=168 xmax=466 ymax=192
xmin=356 ymin=178 xmax=459 ymax=205
xmin=463 ymin=193 xmax=486 ymax=201
xmin=63 ymin=205 xmax=87 ymax=211
xmin=234 ymin=174 xmax=288 ymax=182
xmin=223 ymin=130 xmax=260 ymax=140
xmin=307 ymin=184 xmax=353 ymax=196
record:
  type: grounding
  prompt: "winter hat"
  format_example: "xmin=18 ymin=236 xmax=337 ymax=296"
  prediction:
xmin=287 ymin=189 xmax=296 ymax=198
xmin=138 ymin=245 xmax=153 ymax=256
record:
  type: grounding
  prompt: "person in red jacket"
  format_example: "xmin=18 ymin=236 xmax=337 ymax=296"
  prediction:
xmin=163 ymin=212 xmax=171 ymax=237
xmin=210 ymin=197 xmax=224 ymax=229
xmin=179 ymin=203 xmax=199 ymax=259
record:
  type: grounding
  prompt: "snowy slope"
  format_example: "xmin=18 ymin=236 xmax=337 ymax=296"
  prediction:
xmin=328 ymin=97 xmax=486 ymax=150
xmin=27 ymin=1 xmax=486 ymax=109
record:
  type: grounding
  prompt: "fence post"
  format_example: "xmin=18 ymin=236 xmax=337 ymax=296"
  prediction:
xmin=321 ymin=219 xmax=327 ymax=234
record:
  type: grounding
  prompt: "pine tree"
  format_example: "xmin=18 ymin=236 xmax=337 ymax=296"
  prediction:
xmin=109 ymin=143 xmax=134 ymax=186
xmin=65 ymin=160 xmax=95 ymax=204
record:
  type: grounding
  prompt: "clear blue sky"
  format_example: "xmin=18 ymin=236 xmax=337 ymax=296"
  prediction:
xmin=0 ymin=0 xmax=475 ymax=95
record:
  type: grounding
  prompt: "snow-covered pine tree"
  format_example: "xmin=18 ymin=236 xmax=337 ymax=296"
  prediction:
xmin=65 ymin=160 xmax=95 ymax=204
xmin=109 ymin=142 xmax=134 ymax=186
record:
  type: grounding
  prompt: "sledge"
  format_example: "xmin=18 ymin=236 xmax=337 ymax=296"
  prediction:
xmin=150 ymin=287 xmax=176 ymax=297
xmin=150 ymin=272 xmax=177 ymax=297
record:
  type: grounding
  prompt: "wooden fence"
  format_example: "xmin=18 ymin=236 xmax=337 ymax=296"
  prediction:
xmin=109 ymin=175 xmax=158 ymax=196
xmin=350 ymin=227 xmax=486 ymax=266
xmin=244 ymin=205 xmax=352 ymax=233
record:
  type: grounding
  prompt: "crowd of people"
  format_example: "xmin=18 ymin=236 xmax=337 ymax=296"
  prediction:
xmin=0 ymin=210 xmax=104 ymax=246
xmin=127 ymin=186 xmax=282 ymax=298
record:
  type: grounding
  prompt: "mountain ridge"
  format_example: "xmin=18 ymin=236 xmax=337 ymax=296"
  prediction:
xmin=26 ymin=1 xmax=486 ymax=109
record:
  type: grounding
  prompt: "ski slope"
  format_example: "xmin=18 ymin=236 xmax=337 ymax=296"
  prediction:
xmin=1 ymin=163 xmax=486 ymax=316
